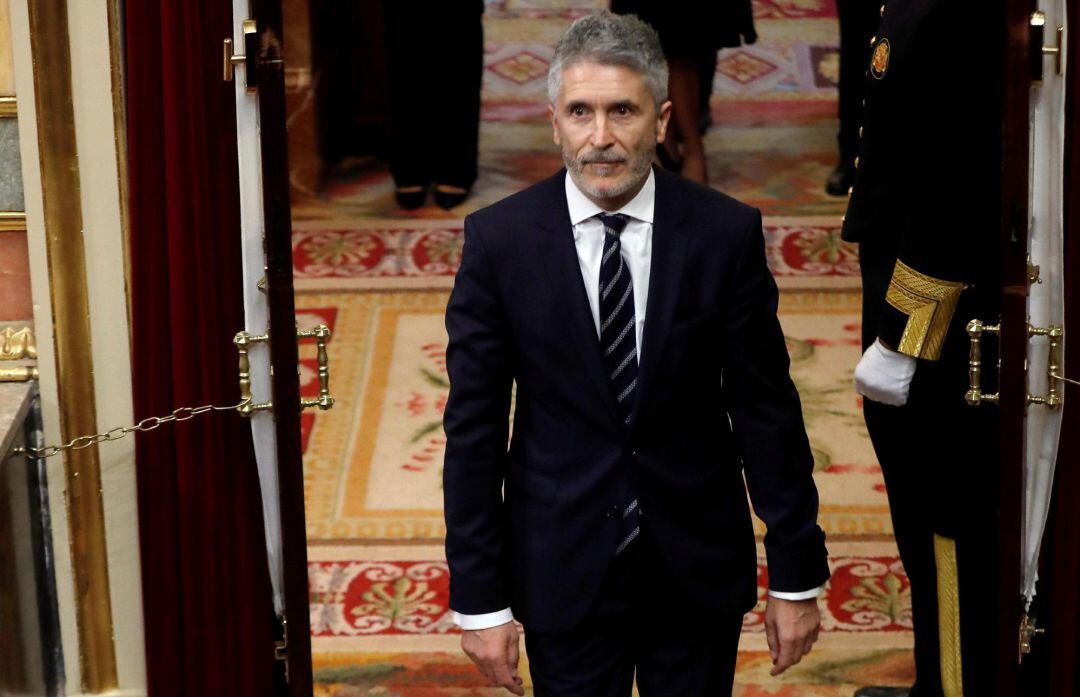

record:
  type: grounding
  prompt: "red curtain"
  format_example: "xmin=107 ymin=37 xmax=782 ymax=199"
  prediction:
xmin=125 ymin=1 xmax=278 ymax=694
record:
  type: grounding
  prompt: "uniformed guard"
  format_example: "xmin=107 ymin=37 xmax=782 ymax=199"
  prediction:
xmin=842 ymin=1 xmax=1002 ymax=696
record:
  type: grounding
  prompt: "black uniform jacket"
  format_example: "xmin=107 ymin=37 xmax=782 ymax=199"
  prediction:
xmin=842 ymin=0 xmax=1000 ymax=362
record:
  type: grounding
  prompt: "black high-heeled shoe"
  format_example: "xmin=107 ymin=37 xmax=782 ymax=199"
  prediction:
xmin=825 ymin=161 xmax=856 ymax=197
xmin=395 ymin=185 xmax=427 ymax=210
xmin=434 ymin=184 xmax=469 ymax=210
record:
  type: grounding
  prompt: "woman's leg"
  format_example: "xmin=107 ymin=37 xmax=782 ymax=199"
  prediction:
xmin=667 ymin=56 xmax=708 ymax=184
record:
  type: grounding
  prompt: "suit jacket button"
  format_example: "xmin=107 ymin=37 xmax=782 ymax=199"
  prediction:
xmin=606 ymin=505 xmax=619 ymax=519
xmin=630 ymin=449 xmax=638 ymax=457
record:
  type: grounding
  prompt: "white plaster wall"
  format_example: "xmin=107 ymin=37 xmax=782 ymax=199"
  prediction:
xmin=9 ymin=0 xmax=147 ymax=692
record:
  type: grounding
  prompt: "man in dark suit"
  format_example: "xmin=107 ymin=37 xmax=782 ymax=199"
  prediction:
xmin=443 ymin=13 xmax=830 ymax=696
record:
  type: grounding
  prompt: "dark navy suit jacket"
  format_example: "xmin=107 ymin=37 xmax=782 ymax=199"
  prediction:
xmin=443 ymin=166 xmax=829 ymax=634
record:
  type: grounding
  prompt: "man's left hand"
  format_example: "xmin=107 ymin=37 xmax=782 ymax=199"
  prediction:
xmin=764 ymin=596 xmax=821 ymax=676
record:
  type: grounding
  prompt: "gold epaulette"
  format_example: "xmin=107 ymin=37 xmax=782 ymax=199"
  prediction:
xmin=885 ymin=261 xmax=965 ymax=360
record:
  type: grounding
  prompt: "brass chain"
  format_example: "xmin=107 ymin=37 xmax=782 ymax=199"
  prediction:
xmin=16 ymin=397 xmax=253 ymax=460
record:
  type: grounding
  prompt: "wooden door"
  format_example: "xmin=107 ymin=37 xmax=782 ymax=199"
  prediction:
xmin=229 ymin=1 xmax=315 ymax=694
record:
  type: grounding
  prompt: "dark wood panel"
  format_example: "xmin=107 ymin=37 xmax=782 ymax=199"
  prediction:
xmin=996 ymin=0 xmax=1035 ymax=691
xmin=250 ymin=0 xmax=315 ymax=693
xmin=1045 ymin=1 xmax=1080 ymax=693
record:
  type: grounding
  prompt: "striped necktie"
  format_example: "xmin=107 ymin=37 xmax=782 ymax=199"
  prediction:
xmin=597 ymin=212 xmax=641 ymax=556
xmin=597 ymin=213 xmax=637 ymax=425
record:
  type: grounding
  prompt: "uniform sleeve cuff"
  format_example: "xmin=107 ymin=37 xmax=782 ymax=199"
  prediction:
xmin=883 ymin=260 xmax=964 ymax=360
xmin=768 ymin=584 xmax=825 ymax=601
xmin=453 ymin=607 xmax=515 ymax=630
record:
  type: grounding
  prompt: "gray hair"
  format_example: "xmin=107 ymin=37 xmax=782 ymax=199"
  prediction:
xmin=547 ymin=12 xmax=669 ymax=107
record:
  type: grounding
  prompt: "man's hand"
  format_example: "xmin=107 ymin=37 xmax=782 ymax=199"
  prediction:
xmin=764 ymin=596 xmax=821 ymax=676
xmin=461 ymin=621 xmax=525 ymax=695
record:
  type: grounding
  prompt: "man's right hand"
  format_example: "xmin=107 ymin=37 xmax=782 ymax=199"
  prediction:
xmin=461 ymin=621 xmax=525 ymax=695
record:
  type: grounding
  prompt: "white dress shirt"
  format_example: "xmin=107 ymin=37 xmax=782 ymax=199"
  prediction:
xmin=453 ymin=170 xmax=821 ymax=631
xmin=565 ymin=168 xmax=654 ymax=352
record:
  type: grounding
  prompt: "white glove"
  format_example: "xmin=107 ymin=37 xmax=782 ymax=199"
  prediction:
xmin=855 ymin=339 xmax=917 ymax=406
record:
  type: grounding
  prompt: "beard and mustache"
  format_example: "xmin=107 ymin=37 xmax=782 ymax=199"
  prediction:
xmin=562 ymin=137 xmax=656 ymax=200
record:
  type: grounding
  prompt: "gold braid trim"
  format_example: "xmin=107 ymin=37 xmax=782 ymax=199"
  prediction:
xmin=934 ymin=534 xmax=964 ymax=697
xmin=885 ymin=261 xmax=965 ymax=360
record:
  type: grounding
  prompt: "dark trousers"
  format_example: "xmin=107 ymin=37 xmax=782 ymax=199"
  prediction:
xmin=857 ymin=229 xmax=1000 ymax=697
xmin=385 ymin=1 xmax=484 ymax=189
xmin=836 ymin=0 xmax=880 ymax=162
xmin=523 ymin=529 xmax=744 ymax=697
xmin=863 ymin=399 xmax=998 ymax=697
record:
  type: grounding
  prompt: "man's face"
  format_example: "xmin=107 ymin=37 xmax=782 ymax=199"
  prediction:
xmin=550 ymin=61 xmax=672 ymax=202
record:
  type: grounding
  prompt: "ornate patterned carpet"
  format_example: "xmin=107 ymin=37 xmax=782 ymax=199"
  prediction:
xmin=293 ymin=0 xmax=911 ymax=693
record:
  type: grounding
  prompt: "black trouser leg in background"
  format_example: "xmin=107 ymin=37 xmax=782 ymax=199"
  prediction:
xmin=430 ymin=4 xmax=483 ymax=190
xmin=864 ymin=400 xmax=945 ymax=697
xmin=836 ymin=0 xmax=880 ymax=163
xmin=864 ymin=395 xmax=998 ymax=697
xmin=386 ymin=1 xmax=483 ymax=190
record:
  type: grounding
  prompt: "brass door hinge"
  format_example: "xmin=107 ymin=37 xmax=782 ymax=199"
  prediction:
xmin=1019 ymin=613 xmax=1046 ymax=662
xmin=1030 ymin=11 xmax=1064 ymax=82
xmin=274 ymin=616 xmax=289 ymax=683
xmin=1027 ymin=255 xmax=1042 ymax=286
xmin=234 ymin=324 xmax=336 ymax=415
xmin=224 ymin=20 xmax=257 ymax=90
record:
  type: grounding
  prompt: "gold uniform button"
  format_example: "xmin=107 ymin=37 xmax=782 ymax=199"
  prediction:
xmin=859 ymin=126 xmax=864 ymax=138
xmin=870 ymin=35 xmax=877 ymax=46
xmin=847 ymin=186 xmax=854 ymax=196
xmin=854 ymin=156 xmax=860 ymax=169
xmin=880 ymin=4 xmax=885 ymax=15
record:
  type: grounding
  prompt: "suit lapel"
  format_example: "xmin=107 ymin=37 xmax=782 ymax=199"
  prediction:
xmin=629 ymin=168 xmax=688 ymax=431
xmin=536 ymin=172 xmax=623 ymax=425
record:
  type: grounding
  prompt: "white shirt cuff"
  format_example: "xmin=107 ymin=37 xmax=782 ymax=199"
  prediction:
xmin=768 ymin=584 xmax=825 ymax=601
xmin=453 ymin=607 xmax=515 ymax=630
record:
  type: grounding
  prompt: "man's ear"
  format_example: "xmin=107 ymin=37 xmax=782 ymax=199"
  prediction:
xmin=655 ymin=99 xmax=673 ymax=144
xmin=548 ymin=103 xmax=561 ymax=145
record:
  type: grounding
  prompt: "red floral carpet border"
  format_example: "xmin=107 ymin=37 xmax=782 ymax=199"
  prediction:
xmin=292 ymin=221 xmax=855 ymax=280
xmin=309 ymin=555 xmax=910 ymax=637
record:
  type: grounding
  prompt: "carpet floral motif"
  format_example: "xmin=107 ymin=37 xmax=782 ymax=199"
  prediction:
xmin=296 ymin=289 xmax=889 ymax=541
xmin=310 ymin=556 xmax=910 ymax=638
xmin=753 ymin=0 xmax=837 ymax=19
xmin=768 ymin=225 xmax=859 ymax=276
xmin=293 ymin=224 xmax=856 ymax=280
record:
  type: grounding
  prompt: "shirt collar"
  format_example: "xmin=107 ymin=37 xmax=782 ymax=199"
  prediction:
xmin=564 ymin=167 xmax=656 ymax=227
